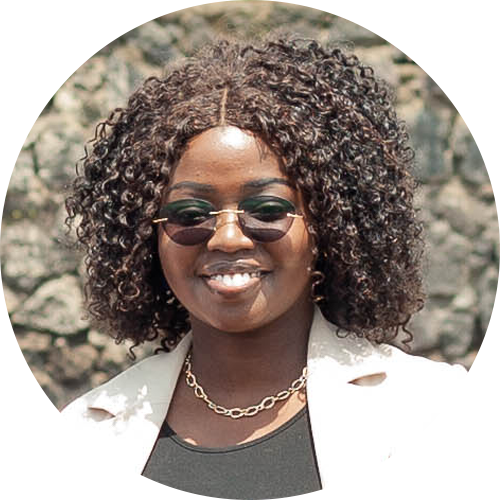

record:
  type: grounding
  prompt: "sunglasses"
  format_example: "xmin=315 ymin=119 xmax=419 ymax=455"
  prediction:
xmin=152 ymin=195 xmax=303 ymax=246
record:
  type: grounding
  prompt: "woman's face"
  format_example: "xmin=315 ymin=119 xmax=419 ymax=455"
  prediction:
xmin=158 ymin=126 xmax=314 ymax=332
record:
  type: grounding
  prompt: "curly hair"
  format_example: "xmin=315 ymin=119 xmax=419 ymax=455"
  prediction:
xmin=66 ymin=34 xmax=425 ymax=354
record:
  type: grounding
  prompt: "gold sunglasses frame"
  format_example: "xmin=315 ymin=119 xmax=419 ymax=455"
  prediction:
xmin=152 ymin=208 xmax=303 ymax=225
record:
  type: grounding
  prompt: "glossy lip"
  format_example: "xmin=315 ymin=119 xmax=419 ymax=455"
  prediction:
xmin=202 ymin=274 xmax=266 ymax=298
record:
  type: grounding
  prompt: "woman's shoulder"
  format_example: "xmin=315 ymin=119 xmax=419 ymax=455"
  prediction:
xmin=60 ymin=349 xmax=186 ymax=423
xmin=61 ymin=334 xmax=192 ymax=422
xmin=60 ymin=353 xmax=166 ymax=421
xmin=378 ymin=344 xmax=469 ymax=396
xmin=308 ymin=308 xmax=468 ymax=406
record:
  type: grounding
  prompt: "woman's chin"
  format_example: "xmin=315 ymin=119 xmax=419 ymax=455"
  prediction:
xmin=190 ymin=303 xmax=274 ymax=335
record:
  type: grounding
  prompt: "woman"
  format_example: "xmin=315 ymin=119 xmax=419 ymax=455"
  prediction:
xmin=62 ymin=36 xmax=466 ymax=498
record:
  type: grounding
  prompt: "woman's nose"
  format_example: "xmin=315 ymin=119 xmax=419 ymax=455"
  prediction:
xmin=206 ymin=212 xmax=255 ymax=253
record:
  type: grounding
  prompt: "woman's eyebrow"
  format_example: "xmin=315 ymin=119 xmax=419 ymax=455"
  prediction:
xmin=165 ymin=181 xmax=216 ymax=194
xmin=166 ymin=178 xmax=294 ymax=194
xmin=243 ymin=178 xmax=295 ymax=190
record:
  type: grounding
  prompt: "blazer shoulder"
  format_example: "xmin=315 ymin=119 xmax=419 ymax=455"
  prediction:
xmin=60 ymin=353 xmax=168 ymax=421
xmin=381 ymin=345 xmax=468 ymax=396
xmin=61 ymin=332 xmax=193 ymax=422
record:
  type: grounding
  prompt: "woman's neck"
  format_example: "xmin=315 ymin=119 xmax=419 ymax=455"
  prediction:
xmin=187 ymin=299 xmax=314 ymax=408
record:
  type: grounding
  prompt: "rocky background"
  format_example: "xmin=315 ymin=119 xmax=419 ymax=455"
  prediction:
xmin=1 ymin=1 xmax=497 ymax=411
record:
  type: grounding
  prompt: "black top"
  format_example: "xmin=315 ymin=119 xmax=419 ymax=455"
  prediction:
xmin=142 ymin=406 xmax=322 ymax=499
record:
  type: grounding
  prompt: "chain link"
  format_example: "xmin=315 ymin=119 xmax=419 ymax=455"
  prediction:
xmin=184 ymin=352 xmax=308 ymax=420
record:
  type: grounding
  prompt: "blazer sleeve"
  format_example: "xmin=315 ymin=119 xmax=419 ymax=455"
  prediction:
xmin=429 ymin=356 xmax=469 ymax=390
xmin=387 ymin=352 xmax=469 ymax=448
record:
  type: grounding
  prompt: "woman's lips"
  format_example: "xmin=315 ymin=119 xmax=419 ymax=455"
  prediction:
xmin=201 ymin=271 xmax=269 ymax=297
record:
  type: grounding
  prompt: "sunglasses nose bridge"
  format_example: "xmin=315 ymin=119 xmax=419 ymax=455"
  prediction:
xmin=210 ymin=209 xmax=244 ymax=229
xmin=206 ymin=209 xmax=254 ymax=251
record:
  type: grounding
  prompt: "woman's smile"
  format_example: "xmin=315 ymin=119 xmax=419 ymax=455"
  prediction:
xmin=199 ymin=260 xmax=272 ymax=297
xmin=202 ymin=270 xmax=269 ymax=297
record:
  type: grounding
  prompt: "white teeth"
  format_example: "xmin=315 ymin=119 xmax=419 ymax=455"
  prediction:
xmin=233 ymin=273 xmax=244 ymax=286
xmin=209 ymin=272 xmax=261 ymax=287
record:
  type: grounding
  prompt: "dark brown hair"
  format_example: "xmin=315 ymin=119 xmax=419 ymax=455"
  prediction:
xmin=66 ymin=35 xmax=425 ymax=354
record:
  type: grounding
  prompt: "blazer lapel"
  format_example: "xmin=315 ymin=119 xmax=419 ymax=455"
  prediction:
xmin=306 ymin=307 xmax=396 ymax=491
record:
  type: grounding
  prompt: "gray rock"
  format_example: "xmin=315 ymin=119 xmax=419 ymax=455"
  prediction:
xmin=331 ymin=16 xmax=385 ymax=46
xmin=2 ymin=285 xmax=24 ymax=314
xmin=482 ymin=219 xmax=499 ymax=261
xmin=493 ymin=233 xmax=500 ymax=264
xmin=132 ymin=21 xmax=184 ymax=66
xmin=99 ymin=337 xmax=157 ymax=371
xmin=467 ymin=220 xmax=499 ymax=283
xmin=88 ymin=329 xmax=110 ymax=349
xmin=133 ymin=342 xmax=158 ymax=361
xmin=432 ymin=177 xmax=491 ymax=238
xmin=451 ymin=286 xmax=477 ymax=312
xmin=33 ymin=117 xmax=86 ymax=194
xmin=411 ymin=106 xmax=454 ymax=183
xmin=477 ymin=266 xmax=499 ymax=335
xmin=395 ymin=64 xmax=427 ymax=106
xmin=50 ymin=203 xmax=77 ymax=249
xmin=451 ymin=116 xmax=491 ymax=187
xmin=407 ymin=301 xmax=448 ymax=354
xmin=75 ymin=55 xmax=147 ymax=126
xmin=477 ymin=182 xmax=495 ymax=202
xmin=411 ymin=307 xmax=475 ymax=358
xmin=458 ymin=139 xmax=488 ymax=187
xmin=16 ymin=331 xmax=52 ymax=353
xmin=425 ymin=217 xmax=452 ymax=246
xmin=425 ymin=224 xmax=472 ymax=297
xmin=9 ymin=147 xmax=34 ymax=173
xmin=355 ymin=45 xmax=400 ymax=88
xmin=412 ymin=181 xmax=432 ymax=236
xmin=3 ymin=149 xmax=55 ymax=222
xmin=10 ymin=275 xmax=89 ymax=335
xmin=52 ymin=57 xmax=108 ymax=117
xmin=53 ymin=53 xmax=144 ymax=129
xmin=101 ymin=340 xmax=130 ymax=368
xmin=178 ymin=17 xmax=215 ymax=54
xmin=46 ymin=343 xmax=99 ymax=385
xmin=438 ymin=312 xmax=476 ymax=359
xmin=91 ymin=371 xmax=114 ymax=388
xmin=15 ymin=331 xmax=53 ymax=372
xmin=1 ymin=221 xmax=78 ymax=293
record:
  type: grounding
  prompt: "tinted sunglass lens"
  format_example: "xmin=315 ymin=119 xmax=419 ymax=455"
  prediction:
xmin=165 ymin=225 xmax=214 ymax=245
xmin=159 ymin=199 xmax=215 ymax=245
xmin=238 ymin=196 xmax=296 ymax=242
xmin=246 ymin=226 xmax=287 ymax=242
xmin=239 ymin=214 xmax=293 ymax=242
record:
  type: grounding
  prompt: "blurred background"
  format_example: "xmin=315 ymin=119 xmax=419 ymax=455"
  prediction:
xmin=1 ymin=1 xmax=497 ymax=410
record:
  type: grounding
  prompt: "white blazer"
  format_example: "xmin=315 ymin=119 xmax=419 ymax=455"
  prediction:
xmin=61 ymin=307 xmax=467 ymax=496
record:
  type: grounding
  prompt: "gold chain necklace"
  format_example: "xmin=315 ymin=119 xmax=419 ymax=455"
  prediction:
xmin=183 ymin=352 xmax=308 ymax=420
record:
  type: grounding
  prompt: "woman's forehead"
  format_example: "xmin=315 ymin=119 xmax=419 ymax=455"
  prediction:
xmin=168 ymin=126 xmax=292 ymax=190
